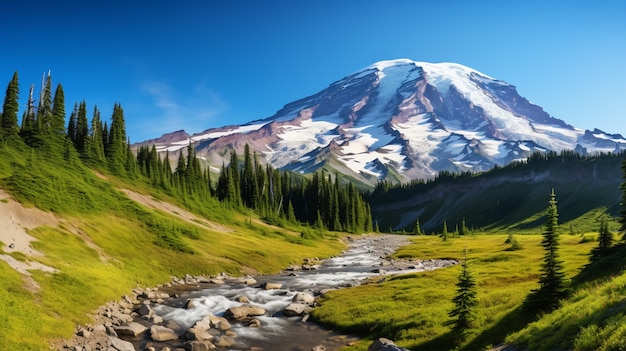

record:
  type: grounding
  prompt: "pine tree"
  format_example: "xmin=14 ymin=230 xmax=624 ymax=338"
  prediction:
xmin=36 ymin=72 xmax=52 ymax=136
xmin=442 ymin=221 xmax=449 ymax=241
xmin=597 ymin=216 xmax=613 ymax=251
xmin=414 ymin=219 xmax=422 ymax=235
xmin=528 ymin=189 xmax=569 ymax=312
xmin=75 ymin=101 xmax=89 ymax=155
xmin=619 ymin=158 xmax=626 ymax=240
xmin=50 ymin=84 xmax=66 ymax=139
xmin=106 ymin=103 xmax=127 ymax=175
xmin=446 ymin=248 xmax=478 ymax=343
xmin=1 ymin=71 xmax=20 ymax=139
xmin=88 ymin=106 xmax=106 ymax=165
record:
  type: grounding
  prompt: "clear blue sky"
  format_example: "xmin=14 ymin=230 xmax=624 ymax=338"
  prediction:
xmin=1 ymin=0 xmax=625 ymax=142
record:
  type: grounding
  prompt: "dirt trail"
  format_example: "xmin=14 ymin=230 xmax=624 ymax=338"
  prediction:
xmin=0 ymin=189 xmax=60 ymax=290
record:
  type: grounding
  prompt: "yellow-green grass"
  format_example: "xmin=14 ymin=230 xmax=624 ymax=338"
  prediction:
xmin=312 ymin=233 xmax=597 ymax=351
xmin=0 ymin=211 xmax=345 ymax=350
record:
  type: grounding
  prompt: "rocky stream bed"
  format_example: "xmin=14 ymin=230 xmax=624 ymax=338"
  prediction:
xmin=60 ymin=235 xmax=457 ymax=351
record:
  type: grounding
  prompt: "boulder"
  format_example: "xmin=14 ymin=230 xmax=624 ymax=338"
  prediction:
xmin=138 ymin=302 xmax=153 ymax=316
xmin=312 ymin=345 xmax=327 ymax=351
xmin=224 ymin=305 xmax=266 ymax=319
xmin=293 ymin=292 xmax=315 ymax=305
xmin=150 ymin=325 xmax=178 ymax=341
xmin=184 ymin=326 xmax=214 ymax=341
xmin=261 ymin=282 xmax=282 ymax=290
xmin=192 ymin=315 xmax=212 ymax=330
xmin=283 ymin=303 xmax=311 ymax=317
xmin=208 ymin=315 xmax=231 ymax=331
xmin=213 ymin=335 xmax=237 ymax=348
xmin=367 ymin=337 xmax=410 ymax=351
xmin=108 ymin=336 xmax=136 ymax=351
xmin=114 ymin=322 xmax=146 ymax=337
xmin=185 ymin=340 xmax=216 ymax=351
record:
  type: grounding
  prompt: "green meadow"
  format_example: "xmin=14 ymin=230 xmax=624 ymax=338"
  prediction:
xmin=312 ymin=233 xmax=626 ymax=351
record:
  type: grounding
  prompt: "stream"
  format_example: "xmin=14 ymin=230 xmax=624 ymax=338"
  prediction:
xmin=125 ymin=235 xmax=457 ymax=351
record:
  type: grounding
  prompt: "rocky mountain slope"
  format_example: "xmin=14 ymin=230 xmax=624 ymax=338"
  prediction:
xmin=138 ymin=59 xmax=626 ymax=186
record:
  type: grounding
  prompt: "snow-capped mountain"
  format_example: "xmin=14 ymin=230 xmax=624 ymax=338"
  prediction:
xmin=139 ymin=59 xmax=626 ymax=186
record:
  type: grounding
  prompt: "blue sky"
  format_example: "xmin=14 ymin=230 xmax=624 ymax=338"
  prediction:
xmin=1 ymin=0 xmax=625 ymax=142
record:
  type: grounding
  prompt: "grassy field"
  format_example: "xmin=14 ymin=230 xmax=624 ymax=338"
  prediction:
xmin=312 ymin=233 xmax=606 ymax=351
xmin=0 ymin=144 xmax=347 ymax=350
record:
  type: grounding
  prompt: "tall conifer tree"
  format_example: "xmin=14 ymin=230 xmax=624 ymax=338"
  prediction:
xmin=50 ymin=84 xmax=66 ymax=139
xmin=446 ymin=249 xmax=478 ymax=343
xmin=619 ymin=157 xmax=626 ymax=240
xmin=528 ymin=189 xmax=569 ymax=312
xmin=1 ymin=71 xmax=20 ymax=139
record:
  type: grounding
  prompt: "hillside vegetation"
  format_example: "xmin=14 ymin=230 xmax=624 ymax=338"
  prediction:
xmin=0 ymin=72 xmax=348 ymax=350
xmin=370 ymin=151 xmax=625 ymax=233
xmin=313 ymin=233 xmax=626 ymax=351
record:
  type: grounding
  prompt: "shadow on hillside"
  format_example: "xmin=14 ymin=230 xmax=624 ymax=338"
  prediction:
xmin=459 ymin=305 xmax=537 ymax=351
xmin=573 ymin=243 xmax=626 ymax=286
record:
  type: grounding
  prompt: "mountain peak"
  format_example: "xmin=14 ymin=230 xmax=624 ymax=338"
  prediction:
xmin=138 ymin=59 xmax=626 ymax=186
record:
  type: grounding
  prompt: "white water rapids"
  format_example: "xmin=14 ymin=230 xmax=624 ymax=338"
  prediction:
xmin=133 ymin=235 xmax=456 ymax=350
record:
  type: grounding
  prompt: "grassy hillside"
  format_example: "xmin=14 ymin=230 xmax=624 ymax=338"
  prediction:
xmin=312 ymin=233 xmax=626 ymax=351
xmin=369 ymin=152 xmax=625 ymax=233
xmin=0 ymin=141 xmax=345 ymax=350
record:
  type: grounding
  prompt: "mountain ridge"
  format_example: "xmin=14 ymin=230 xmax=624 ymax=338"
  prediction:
xmin=137 ymin=59 xmax=626 ymax=185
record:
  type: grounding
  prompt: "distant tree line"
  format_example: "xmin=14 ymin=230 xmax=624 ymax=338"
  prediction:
xmin=1 ymin=71 xmax=372 ymax=234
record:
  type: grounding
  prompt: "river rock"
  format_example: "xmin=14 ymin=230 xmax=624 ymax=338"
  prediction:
xmin=235 ymin=295 xmax=250 ymax=303
xmin=208 ymin=315 xmax=231 ymax=331
xmin=115 ymin=322 xmax=146 ymax=337
xmin=150 ymin=325 xmax=178 ymax=341
xmin=108 ymin=336 xmax=136 ymax=351
xmin=184 ymin=326 xmax=214 ymax=341
xmin=312 ymin=345 xmax=327 ymax=351
xmin=213 ymin=335 xmax=237 ymax=348
xmin=224 ymin=304 xmax=266 ymax=319
xmin=185 ymin=340 xmax=216 ymax=351
xmin=248 ymin=318 xmax=262 ymax=327
xmin=261 ymin=282 xmax=282 ymax=290
xmin=283 ymin=303 xmax=311 ymax=317
xmin=293 ymin=291 xmax=315 ymax=305
xmin=138 ymin=302 xmax=153 ymax=316
xmin=367 ymin=337 xmax=410 ymax=351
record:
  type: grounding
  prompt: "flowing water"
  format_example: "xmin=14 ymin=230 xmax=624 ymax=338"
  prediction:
xmin=128 ymin=235 xmax=456 ymax=350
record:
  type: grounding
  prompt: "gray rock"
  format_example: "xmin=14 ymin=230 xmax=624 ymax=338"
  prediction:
xmin=185 ymin=340 xmax=216 ymax=351
xmin=150 ymin=325 xmax=179 ymax=341
xmin=367 ymin=337 xmax=410 ymax=351
xmin=224 ymin=305 xmax=266 ymax=319
xmin=108 ymin=336 xmax=136 ymax=351
xmin=292 ymin=292 xmax=315 ymax=305
xmin=114 ymin=322 xmax=146 ymax=337
xmin=261 ymin=282 xmax=282 ymax=290
xmin=283 ymin=303 xmax=309 ymax=316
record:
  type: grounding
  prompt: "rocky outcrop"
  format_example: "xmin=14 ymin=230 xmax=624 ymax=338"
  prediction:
xmin=368 ymin=337 xmax=410 ymax=351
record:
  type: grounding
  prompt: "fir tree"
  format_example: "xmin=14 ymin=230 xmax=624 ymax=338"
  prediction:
xmin=446 ymin=248 xmax=478 ymax=343
xmin=527 ymin=189 xmax=569 ymax=312
xmin=50 ymin=84 xmax=66 ymax=139
xmin=414 ymin=219 xmax=422 ymax=235
xmin=75 ymin=101 xmax=89 ymax=155
xmin=596 ymin=216 xmax=613 ymax=252
xmin=36 ymin=72 xmax=52 ymax=136
xmin=1 ymin=71 xmax=20 ymax=139
xmin=88 ymin=106 xmax=106 ymax=165
xmin=442 ymin=221 xmax=449 ymax=241
xmin=106 ymin=103 xmax=127 ymax=175
xmin=619 ymin=158 xmax=626 ymax=240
